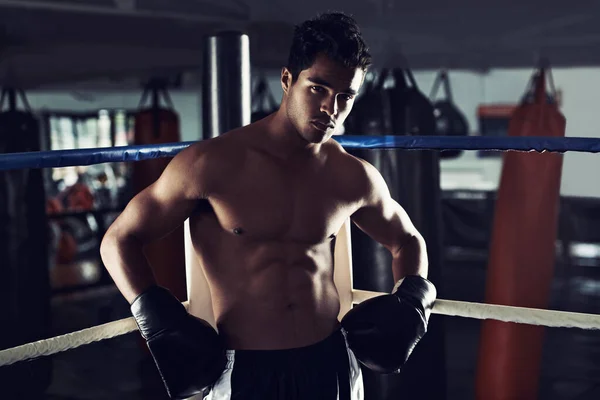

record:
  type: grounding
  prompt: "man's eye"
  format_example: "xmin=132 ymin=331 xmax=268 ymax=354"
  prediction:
xmin=311 ymin=86 xmax=324 ymax=92
xmin=341 ymin=94 xmax=354 ymax=102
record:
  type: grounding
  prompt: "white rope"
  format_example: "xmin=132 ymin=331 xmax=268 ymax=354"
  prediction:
xmin=0 ymin=315 xmax=138 ymax=367
xmin=2 ymin=293 xmax=600 ymax=367
xmin=0 ymin=301 xmax=188 ymax=367
xmin=354 ymin=290 xmax=600 ymax=330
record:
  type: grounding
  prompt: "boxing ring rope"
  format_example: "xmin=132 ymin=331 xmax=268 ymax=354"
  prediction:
xmin=2 ymin=135 xmax=600 ymax=171
xmin=2 ymin=134 xmax=600 ymax=367
xmin=2 ymin=291 xmax=600 ymax=367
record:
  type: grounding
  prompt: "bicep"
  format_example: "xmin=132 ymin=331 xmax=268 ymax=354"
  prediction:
xmin=350 ymin=164 xmax=419 ymax=253
xmin=107 ymin=147 xmax=204 ymax=244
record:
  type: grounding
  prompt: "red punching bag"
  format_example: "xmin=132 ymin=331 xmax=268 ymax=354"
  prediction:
xmin=132 ymin=79 xmax=187 ymax=302
xmin=475 ymin=66 xmax=565 ymax=399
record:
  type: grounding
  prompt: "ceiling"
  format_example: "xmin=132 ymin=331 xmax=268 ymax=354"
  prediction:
xmin=1 ymin=0 xmax=600 ymax=88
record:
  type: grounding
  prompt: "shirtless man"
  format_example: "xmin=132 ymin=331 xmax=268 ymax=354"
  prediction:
xmin=100 ymin=12 xmax=436 ymax=400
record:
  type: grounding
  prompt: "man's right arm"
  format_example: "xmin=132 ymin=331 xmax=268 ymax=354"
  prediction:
xmin=100 ymin=142 xmax=212 ymax=304
xmin=100 ymin=142 xmax=229 ymax=399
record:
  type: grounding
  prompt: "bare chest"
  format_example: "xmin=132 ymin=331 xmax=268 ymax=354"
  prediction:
xmin=208 ymin=153 xmax=359 ymax=242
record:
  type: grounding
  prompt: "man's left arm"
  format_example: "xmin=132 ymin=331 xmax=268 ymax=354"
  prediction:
xmin=341 ymin=161 xmax=437 ymax=374
xmin=349 ymin=164 xmax=428 ymax=283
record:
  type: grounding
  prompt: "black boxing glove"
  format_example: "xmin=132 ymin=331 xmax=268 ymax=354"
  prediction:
xmin=130 ymin=285 xmax=227 ymax=399
xmin=341 ymin=275 xmax=436 ymax=374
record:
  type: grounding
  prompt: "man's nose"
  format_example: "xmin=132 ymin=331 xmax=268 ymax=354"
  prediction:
xmin=320 ymin=95 xmax=338 ymax=117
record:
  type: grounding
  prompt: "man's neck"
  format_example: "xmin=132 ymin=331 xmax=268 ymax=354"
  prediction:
xmin=264 ymin=111 xmax=322 ymax=158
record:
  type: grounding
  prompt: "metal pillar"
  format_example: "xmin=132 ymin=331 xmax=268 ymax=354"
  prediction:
xmin=202 ymin=31 xmax=251 ymax=139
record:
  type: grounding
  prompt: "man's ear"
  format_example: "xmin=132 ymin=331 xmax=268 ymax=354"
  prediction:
xmin=281 ymin=67 xmax=293 ymax=94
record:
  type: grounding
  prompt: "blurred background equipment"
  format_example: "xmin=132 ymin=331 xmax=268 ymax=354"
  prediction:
xmin=202 ymin=31 xmax=252 ymax=139
xmin=42 ymin=108 xmax=136 ymax=293
xmin=251 ymin=74 xmax=279 ymax=122
xmin=0 ymin=86 xmax=52 ymax=398
xmin=429 ymin=70 xmax=469 ymax=159
xmin=131 ymin=78 xmax=186 ymax=302
xmin=476 ymin=64 xmax=566 ymax=400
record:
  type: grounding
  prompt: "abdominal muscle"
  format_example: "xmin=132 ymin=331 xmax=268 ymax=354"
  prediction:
xmin=194 ymin=236 xmax=342 ymax=350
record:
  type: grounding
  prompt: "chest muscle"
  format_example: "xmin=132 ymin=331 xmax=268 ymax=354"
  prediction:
xmin=208 ymin=153 xmax=355 ymax=243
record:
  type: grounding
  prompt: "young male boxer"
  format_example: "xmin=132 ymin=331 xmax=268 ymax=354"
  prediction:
xmin=101 ymin=11 xmax=436 ymax=400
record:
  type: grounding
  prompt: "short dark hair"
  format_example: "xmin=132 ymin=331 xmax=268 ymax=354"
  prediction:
xmin=286 ymin=12 xmax=372 ymax=81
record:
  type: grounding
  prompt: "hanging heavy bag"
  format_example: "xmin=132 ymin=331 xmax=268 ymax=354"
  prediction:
xmin=429 ymin=70 xmax=469 ymax=159
xmin=132 ymin=79 xmax=187 ymax=302
xmin=0 ymin=87 xmax=52 ymax=397
xmin=344 ymin=70 xmax=395 ymax=292
xmin=383 ymin=67 xmax=447 ymax=400
xmin=251 ymin=76 xmax=279 ymax=122
xmin=475 ymin=65 xmax=565 ymax=400
xmin=343 ymin=70 xmax=402 ymax=400
xmin=344 ymin=67 xmax=446 ymax=400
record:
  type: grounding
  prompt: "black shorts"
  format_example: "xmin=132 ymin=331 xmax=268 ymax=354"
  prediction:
xmin=202 ymin=329 xmax=363 ymax=399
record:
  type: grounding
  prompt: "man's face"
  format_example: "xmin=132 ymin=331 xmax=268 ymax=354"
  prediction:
xmin=282 ymin=54 xmax=365 ymax=144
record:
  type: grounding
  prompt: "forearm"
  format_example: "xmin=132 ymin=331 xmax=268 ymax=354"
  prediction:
xmin=391 ymin=234 xmax=428 ymax=282
xmin=100 ymin=233 xmax=157 ymax=304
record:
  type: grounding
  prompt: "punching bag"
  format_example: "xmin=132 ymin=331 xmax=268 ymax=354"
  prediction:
xmin=0 ymin=87 xmax=52 ymax=397
xmin=251 ymin=75 xmax=279 ymax=122
xmin=132 ymin=80 xmax=187 ymax=301
xmin=429 ymin=70 xmax=469 ymax=159
xmin=202 ymin=32 xmax=251 ymax=139
xmin=345 ymin=68 xmax=447 ymax=399
xmin=344 ymin=71 xmax=398 ymax=399
xmin=344 ymin=70 xmax=394 ymax=292
xmin=475 ymin=66 xmax=565 ymax=400
xmin=386 ymin=67 xmax=447 ymax=400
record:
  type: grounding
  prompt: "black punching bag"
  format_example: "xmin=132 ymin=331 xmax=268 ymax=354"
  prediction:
xmin=344 ymin=70 xmax=401 ymax=400
xmin=345 ymin=68 xmax=447 ymax=400
xmin=344 ymin=71 xmax=395 ymax=293
xmin=0 ymin=87 xmax=52 ymax=397
xmin=251 ymin=75 xmax=279 ymax=122
xmin=388 ymin=68 xmax=447 ymax=399
xmin=429 ymin=70 xmax=469 ymax=159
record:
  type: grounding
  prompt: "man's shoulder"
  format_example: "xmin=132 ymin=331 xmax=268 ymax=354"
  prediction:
xmin=168 ymin=134 xmax=247 ymax=192
xmin=325 ymin=137 xmax=373 ymax=176
xmin=324 ymin=137 xmax=379 ymax=197
xmin=183 ymin=132 xmax=247 ymax=165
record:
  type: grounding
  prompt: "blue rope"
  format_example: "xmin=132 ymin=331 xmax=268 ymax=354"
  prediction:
xmin=336 ymin=135 xmax=600 ymax=153
xmin=1 ymin=135 xmax=599 ymax=171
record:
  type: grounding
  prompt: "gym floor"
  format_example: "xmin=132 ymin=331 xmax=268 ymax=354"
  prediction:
xmin=38 ymin=260 xmax=600 ymax=399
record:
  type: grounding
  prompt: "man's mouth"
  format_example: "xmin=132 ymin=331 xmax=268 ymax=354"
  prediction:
xmin=312 ymin=120 xmax=334 ymax=131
